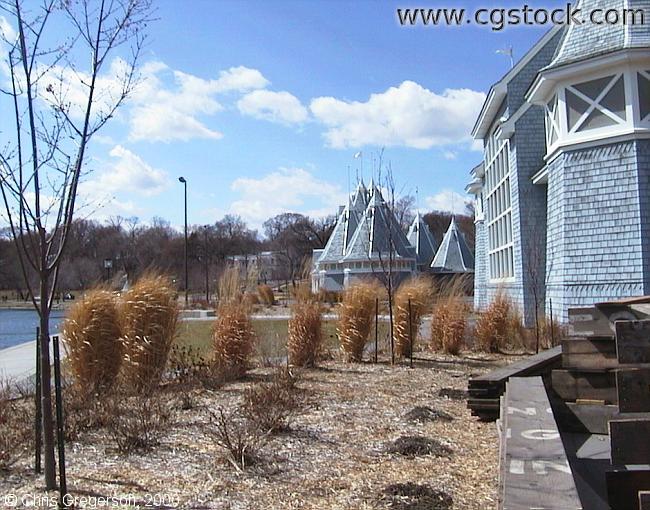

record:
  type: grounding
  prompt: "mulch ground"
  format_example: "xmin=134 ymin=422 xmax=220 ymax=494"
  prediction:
xmin=1 ymin=351 xmax=522 ymax=509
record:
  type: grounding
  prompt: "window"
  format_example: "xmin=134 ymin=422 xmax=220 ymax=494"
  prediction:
xmin=565 ymin=74 xmax=626 ymax=133
xmin=484 ymin=130 xmax=514 ymax=280
xmin=638 ymin=71 xmax=650 ymax=122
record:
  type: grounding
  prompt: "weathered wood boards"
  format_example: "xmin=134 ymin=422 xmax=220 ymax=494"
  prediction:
xmin=561 ymin=337 xmax=618 ymax=370
xmin=610 ymin=419 xmax=650 ymax=465
xmin=615 ymin=320 xmax=650 ymax=364
xmin=552 ymin=369 xmax=617 ymax=403
xmin=468 ymin=346 xmax=561 ymax=421
xmin=606 ymin=469 xmax=650 ymax=510
xmin=639 ymin=491 xmax=650 ymax=509
xmin=499 ymin=376 xmax=582 ymax=510
xmin=617 ymin=369 xmax=650 ymax=413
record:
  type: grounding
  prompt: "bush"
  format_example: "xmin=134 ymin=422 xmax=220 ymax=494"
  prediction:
xmin=393 ymin=277 xmax=434 ymax=358
xmin=120 ymin=273 xmax=179 ymax=390
xmin=242 ymin=368 xmax=301 ymax=434
xmin=338 ymin=281 xmax=381 ymax=362
xmin=104 ymin=390 xmax=170 ymax=453
xmin=475 ymin=292 xmax=523 ymax=352
xmin=0 ymin=380 xmax=33 ymax=470
xmin=62 ymin=288 xmax=122 ymax=393
xmin=207 ymin=408 xmax=262 ymax=471
xmin=257 ymin=284 xmax=275 ymax=306
xmin=288 ymin=287 xmax=322 ymax=367
xmin=318 ymin=289 xmax=341 ymax=304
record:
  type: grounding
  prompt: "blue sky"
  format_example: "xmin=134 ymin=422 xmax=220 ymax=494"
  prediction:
xmin=2 ymin=0 xmax=565 ymax=234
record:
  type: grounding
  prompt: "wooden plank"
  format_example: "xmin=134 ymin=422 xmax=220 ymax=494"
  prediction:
xmin=639 ymin=491 xmax=650 ymax=510
xmin=606 ymin=469 xmax=650 ymax=510
xmin=472 ymin=346 xmax=562 ymax=383
xmin=551 ymin=369 xmax=617 ymax=403
xmin=562 ymin=337 xmax=617 ymax=354
xmin=610 ymin=419 xmax=650 ymax=465
xmin=500 ymin=377 xmax=582 ymax=510
xmin=554 ymin=402 xmax=619 ymax=434
xmin=617 ymin=368 xmax=650 ymax=413
xmin=569 ymin=306 xmax=615 ymax=338
xmin=616 ymin=320 xmax=650 ymax=364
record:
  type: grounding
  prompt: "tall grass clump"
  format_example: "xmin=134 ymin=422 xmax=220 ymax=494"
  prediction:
xmin=394 ymin=277 xmax=434 ymax=358
xmin=213 ymin=266 xmax=255 ymax=379
xmin=288 ymin=283 xmax=322 ymax=367
xmin=474 ymin=291 xmax=523 ymax=353
xmin=338 ymin=281 xmax=381 ymax=362
xmin=0 ymin=380 xmax=33 ymax=470
xmin=257 ymin=284 xmax=275 ymax=306
xmin=62 ymin=288 xmax=122 ymax=393
xmin=430 ymin=276 xmax=469 ymax=355
xmin=120 ymin=273 xmax=179 ymax=390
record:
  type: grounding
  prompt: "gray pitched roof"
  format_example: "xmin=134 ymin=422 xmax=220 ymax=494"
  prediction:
xmin=407 ymin=212 xmax=438 ymax=267
xmin=547 ymin=0 xmax=650 ymax=70
xmin=342 ymin=186 xmax=415 ymax=262
xmin=430 ymin=217 xmax=475 ymax=273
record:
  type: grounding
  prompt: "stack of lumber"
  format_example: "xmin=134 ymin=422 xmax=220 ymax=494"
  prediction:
xmin=497 ymin=376 xmax=582 ymax=509
xmin=467 ymin=346 xmax=561 ymax=420
xmin=605 ymin=320 xmax=650 ymax=510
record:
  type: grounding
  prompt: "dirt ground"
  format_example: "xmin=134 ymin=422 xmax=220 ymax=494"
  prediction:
xmin=0 ymin=352 xmax=520 ymax=509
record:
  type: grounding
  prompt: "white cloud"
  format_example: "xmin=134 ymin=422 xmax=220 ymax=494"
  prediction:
xmin=442 ymin=150 xmax=458 ymax=160
xmin=425 ymin=190 xmax=471 ymax=215
xmin=310 ymin=81 xmax=485 ymax=149
xmin=81 ymin=145 xmax=169 ymax=199
xmin=0 ymin=16 xmax=16 ymax=76
xmin=229 ymin=168 xmax=346 ymax=229
xmin=237 ymin=90 xmax=308 ymax=125
xmin=128 ymin=64 xmax=269 ymax=143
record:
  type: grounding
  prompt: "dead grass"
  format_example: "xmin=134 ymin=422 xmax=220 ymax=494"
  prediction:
xmin=288 ymin=285 xmax=322 ymax=367
xmin=62 ymin=288 xmax=122 ymax=393
xmin=0 ymin=379 xmax=33 ymax=471
xmin=120 ymin=273 xmax=179 ymax=390
xmin=430 ymin=277 xmax=470 ymax=355
xmin=474 ymin=292 xmax=524 ymax=353
xmin=258 ymin=284 xmax=275 ymax=306
xmin=213 ymin=301 xmax=256 ymax=379
xmin=394 ymin=277 xmax=434 ymax=358
xmin=338 ymin=281 xmax=382 ymax=362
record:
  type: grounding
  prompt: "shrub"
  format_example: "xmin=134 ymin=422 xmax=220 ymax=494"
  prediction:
xmin=318 ymin=289 xmax=341 ymax=304
xmin=475 ymin=292 xmax=523 ymax=353
xmin=62 ymin=288 xmax=122 ymax=393
xmin=242 ymin=368 xmax=301 ymax=434
xmin=393 ymin=277 xmax=434 ymax=358
xmin=104 ymin=390 xmax=170 ymax=453
xmin=288 ymin=285 xmax=322 ymax=367
xmin=257 ymin=284 xmax=275 ymax=306
xmin=338 ymin=281 xmax=381 ymax=362
xmin=207 ymin=408 xmax=262 ymax=471
xmin=0 ymin=380 xmax=33 ymax=470
xmin=120 ymin=273 xmax=179 ymax=390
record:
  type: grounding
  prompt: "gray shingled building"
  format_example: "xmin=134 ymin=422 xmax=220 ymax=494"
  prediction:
xmin=467 ymin=0 xmax=650 ymax=323
xmin=312 ymin=182 xmax=474 ymax=292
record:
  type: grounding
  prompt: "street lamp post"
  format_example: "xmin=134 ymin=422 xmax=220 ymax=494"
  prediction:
xmin=203 ymin=225 xmax=210 ymax=304
xmin=178 ymin=176 xmax=188 ymax=306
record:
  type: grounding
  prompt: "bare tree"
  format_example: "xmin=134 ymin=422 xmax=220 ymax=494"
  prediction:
xmin=0 ymin=0 xmax=151 ymax=489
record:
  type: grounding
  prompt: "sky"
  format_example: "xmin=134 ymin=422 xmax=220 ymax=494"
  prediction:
xmin=0 ymin=0 xmax=566 ymax=235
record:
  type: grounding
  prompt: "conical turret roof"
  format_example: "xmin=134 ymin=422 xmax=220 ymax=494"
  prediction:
xmin=430 ymin=217 xmax=474 ymax=273
xmin=407 ymin=212 xmax=438 ymax=268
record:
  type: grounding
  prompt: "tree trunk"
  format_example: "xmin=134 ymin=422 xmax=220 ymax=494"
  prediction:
xmin=39 ymin=272 xmax=57 ymax=490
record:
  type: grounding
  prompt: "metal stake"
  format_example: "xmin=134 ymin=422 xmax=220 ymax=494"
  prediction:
xmin=52 ymin=336 xmax=67 ymax=507
xmin=34 ymin=326 xmax=41 ymax=474
xmin=408 ymin=298 xmax=413 ymax=369
xmin=374 ymin=297 xmax=379 ymax=363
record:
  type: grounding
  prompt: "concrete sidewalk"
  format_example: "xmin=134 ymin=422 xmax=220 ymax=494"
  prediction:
xmin=0 ymin=337 xmax=63 ymax=382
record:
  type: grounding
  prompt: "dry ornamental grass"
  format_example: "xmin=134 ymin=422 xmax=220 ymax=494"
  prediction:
xmin=394 ymin=277 xmax=434 ymax=358
xmin=62 ymin=288 xmax=122 ymax=392
xmin=475 ymin=292 xmax=522 ymax=353
xmin=430 ymin=277 xmax=470 ymax=355
xmin=338 ymin=281 xmax=381 ymax=362
xmin=120 ymin=273 xmax=179 ymax=390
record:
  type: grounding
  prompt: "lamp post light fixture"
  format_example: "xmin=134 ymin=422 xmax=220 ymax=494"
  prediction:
xmin=103 ymin=258 xmax=113 ymax=282
xmin=178 ymin=176 xmax=188 ymax=306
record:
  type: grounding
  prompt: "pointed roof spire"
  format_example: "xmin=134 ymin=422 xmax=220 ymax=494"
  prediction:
xmin=407 ymin=212 xmax=438 ymax=268
xmin=430 ymin=217 xmax=474 ymax=273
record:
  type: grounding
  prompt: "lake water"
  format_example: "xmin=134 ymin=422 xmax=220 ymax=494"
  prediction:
xmin=0 ymin=309 xmax=65 ymax=350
